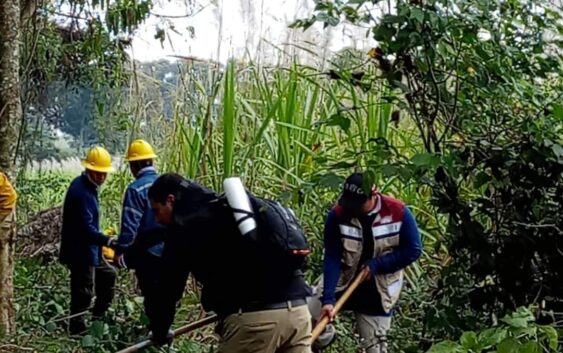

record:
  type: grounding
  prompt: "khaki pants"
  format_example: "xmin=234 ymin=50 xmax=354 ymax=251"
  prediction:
xmin=308 ymin=285 xmax=391 ymax=353
xmin=216 ymin=304 xmax=312 ymax=353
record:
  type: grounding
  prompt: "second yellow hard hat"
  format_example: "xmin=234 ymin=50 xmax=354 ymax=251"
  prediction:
xmin=125 ymin=139 xmax=157 ymax=162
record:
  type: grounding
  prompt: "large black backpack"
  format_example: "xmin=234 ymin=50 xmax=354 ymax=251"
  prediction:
xmin=226 ymin=193 xmax=311 ymax=272
xmin=172 ymin=180 xmax=310 ymax=271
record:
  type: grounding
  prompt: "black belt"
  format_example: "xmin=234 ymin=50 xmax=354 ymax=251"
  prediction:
xmin=233 ymin=298 xmax=308 ymax=314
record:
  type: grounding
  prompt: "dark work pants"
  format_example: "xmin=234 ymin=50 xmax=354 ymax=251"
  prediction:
xmin=69 ymin=260 xmax=116 ymax=334
xmin=134 ymin=253 xmax=162 ymax=332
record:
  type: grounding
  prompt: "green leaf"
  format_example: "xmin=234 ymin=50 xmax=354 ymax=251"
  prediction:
xmin=427 ymin=340 xmax=465 ymax=353
xmin=45 ymin=321 xmax=57 ymax=332
xmin=479 ymin=328 xmax=507 ymax=347
xmin=518 ymin=341 xmax=540 ymax=353
xmin=411 ymin=153 xmax=440 ymax=168
xmin=538 ymin=325 xmax=558 ymax=350
xmin=398 ymin=165 xmax=414 ymax=181
xmin=316 ymin=13 xmax=340 ymax=27
xmin=96 ymin=100 xmax=105 ymax=117
xmin=125 ymin=299 xmax=135 ymax=314
xmin=501 ymin=317 xmax=530 ymax=329
xmin=498 ymin=337 xmax=521 ymax=353
xmin=474 ymin=172 xmax=491 ymax=189
xmin=372 ymin=25 xmax=395 ymax=42
xmin=552 ymin=104 xmax=563 ymax=120
xmin=327 ymin=16 xmax=340 ymax=27
xmin=382 ymin=15 xmax=402 ymax=24
xmin=324 ymin=113 xmax=351 ymax=131
xmin=460 ymin=331 xmax=478 ymax=349
xmin=140 ymin=312 xmax=151 ymax=325
xmin=315 ymin=2 xmax=332 ymax=11
xmin=90 ymin=320 xmax=105 ymax=338
xmin=410 ymin=8 xmax=425 ymax=24
xmin=550 ymin=143 xmax=563 ymax=162
xmin=289 ymin=18 xmax=316 ymax=30
xmin=510 ymin=325 xmax=537 ymax=340
xmin=409 ymin=32 xmax=423 ymax=46
xmin=381 ymin=164 xmax=398 ymax=178
xmin=317 ymin=172 xmax=344 ymax=189
xmin=81 ymin=335 xmax=95 ymax=348
xmin=54 ymin=303 xmax=64 ymax=315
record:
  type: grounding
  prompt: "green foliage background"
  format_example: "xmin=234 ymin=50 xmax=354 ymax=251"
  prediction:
xmin=5 ymin=0 xmax=562 ymax=352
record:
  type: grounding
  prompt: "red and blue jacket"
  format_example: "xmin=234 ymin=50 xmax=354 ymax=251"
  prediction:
xmin=321 ymin=194 xmax=422 ymax=315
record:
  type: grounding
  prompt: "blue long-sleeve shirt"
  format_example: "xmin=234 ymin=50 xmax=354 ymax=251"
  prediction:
xmin=59 ymin=173 xmax=112 ymax=267
xmin=117 ymin=167 xmax=163 ymax=257
xmin=321 ymin=206 xmax=422 ymax=314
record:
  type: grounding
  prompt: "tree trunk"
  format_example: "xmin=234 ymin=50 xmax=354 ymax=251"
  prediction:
xmin=0 ymin=0 xmax=22 ymax=337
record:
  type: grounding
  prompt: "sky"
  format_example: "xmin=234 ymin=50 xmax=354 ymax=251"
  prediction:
xmin=128 ymin=0 xmax=379 ymax=63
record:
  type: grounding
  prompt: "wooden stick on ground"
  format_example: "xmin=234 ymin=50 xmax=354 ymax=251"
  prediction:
xmin=115 ymin=315 xmax=218 ymax=353
xmin=311 ymin=267 xmax=370 ymax=342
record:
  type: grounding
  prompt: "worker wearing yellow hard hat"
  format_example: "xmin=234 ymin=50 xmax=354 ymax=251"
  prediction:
xmin=59 ymin=145 xmax=118 ymax=335
xmin=113 ymin=139 xmax=166 ymax=337
xmin=80 ymin=148 xmax=118 ymax=264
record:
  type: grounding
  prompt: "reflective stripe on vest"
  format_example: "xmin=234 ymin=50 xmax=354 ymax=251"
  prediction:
xmin=339 ymin=224 xmax=362 ymax=240
xmin=372 ymin=222 xmax=402 ymax=238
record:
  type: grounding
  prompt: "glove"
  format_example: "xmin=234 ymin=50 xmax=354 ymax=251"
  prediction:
xmin=101 ymin=246 xmax=115 ymax=261
xmin=150 ymin=329 xmax=174 ymax=347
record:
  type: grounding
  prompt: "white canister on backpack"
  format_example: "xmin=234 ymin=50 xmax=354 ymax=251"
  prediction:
xmin=223 ymin=177 xmax=257 ymax=236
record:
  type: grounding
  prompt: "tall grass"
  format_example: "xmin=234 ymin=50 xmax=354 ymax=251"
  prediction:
xmin=222 ymin=62 xmax=237 ymax=178
xmin=137 ymin=58 xmax=440 ymax=275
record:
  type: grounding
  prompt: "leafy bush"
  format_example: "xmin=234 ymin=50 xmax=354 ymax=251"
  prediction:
xmin=427 ymin=307 xmax=559 ymax=353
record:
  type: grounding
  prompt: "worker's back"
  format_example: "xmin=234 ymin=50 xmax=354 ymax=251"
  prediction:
xmin=59 ymin=174 xmax=102 ymax=267
xmin=119 ymin=166 xmax=164 ymax=257
xmin=162 ymin=186 xmax=311 ymax=316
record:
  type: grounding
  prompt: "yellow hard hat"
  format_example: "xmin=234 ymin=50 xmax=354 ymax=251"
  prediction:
xmin=125 ymin=139 xmax=157 ymax=162
xmin=81 ymin=146 xmax=115 ymax=173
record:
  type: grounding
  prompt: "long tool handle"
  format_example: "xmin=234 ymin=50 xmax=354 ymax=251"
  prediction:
xmin=115 ymin=315 xmax=218 ymax=353
xmin=311 ymin=267 xmax=370 ymax=342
